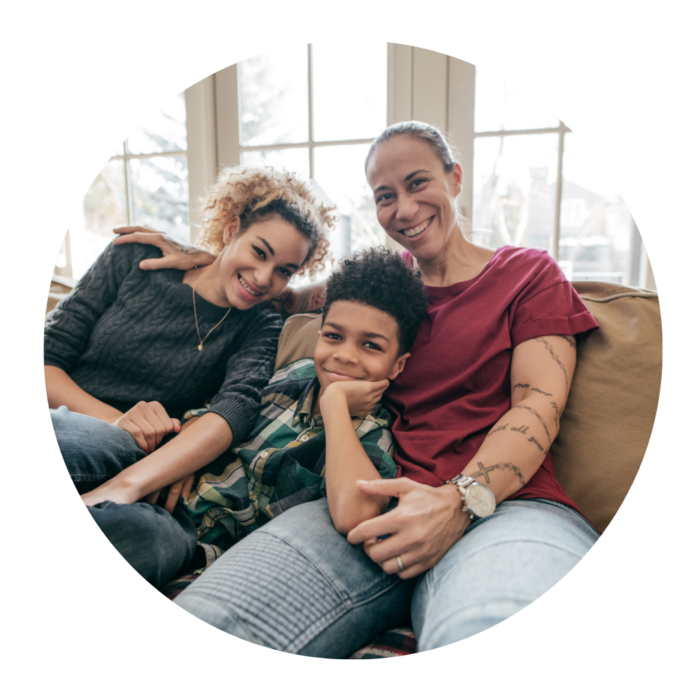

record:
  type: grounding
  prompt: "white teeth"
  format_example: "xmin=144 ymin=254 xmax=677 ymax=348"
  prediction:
xmin=402 ymin=217 xmax=433 ymax=237
xmin=239 ymin=275 xmax=261 ymax=296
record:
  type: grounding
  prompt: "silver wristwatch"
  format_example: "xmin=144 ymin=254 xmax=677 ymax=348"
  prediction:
xmin=446 ymin=475 xmax=496 ymax=522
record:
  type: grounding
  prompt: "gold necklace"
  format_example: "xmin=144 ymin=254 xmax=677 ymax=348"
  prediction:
xmin=192 ymin=282 xmax=231 ymax=351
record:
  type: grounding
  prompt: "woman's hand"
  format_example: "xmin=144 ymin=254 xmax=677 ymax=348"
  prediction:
xmin=112 ymin=226 xmax=216 ymax=271
xmin=113 ymin=401 xmax=181 ymax=453
xmin=320 ymin=379 xmax=389 ymax=417
xmin=346 ymin=478 xmax=471 ymax=579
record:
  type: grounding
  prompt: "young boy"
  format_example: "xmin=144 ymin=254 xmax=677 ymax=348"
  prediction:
xmin=184 ymin=247 xmax=429 ymax=568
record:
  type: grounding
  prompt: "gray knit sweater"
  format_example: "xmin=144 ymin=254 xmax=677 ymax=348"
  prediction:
xmin=44 ymin=243 xmax=283 ymax=444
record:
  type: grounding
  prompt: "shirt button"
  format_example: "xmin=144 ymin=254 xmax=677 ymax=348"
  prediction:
xmin=260 ymin=451 xmax=268 ymax=458
xmin=300 ymin=435 xmax=309 ymax=442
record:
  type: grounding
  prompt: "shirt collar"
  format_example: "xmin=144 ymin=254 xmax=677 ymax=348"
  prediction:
xmin=293 ymin=376 xmax=320 ymax=425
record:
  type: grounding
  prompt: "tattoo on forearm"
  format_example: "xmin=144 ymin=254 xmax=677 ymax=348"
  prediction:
xmin=527 ymin=435 xmax=546 ymax=453
xmin=550 ymin=399 xmax=561 ymax=431
xmin=510 ymin=424 xmax=529 ymax=435
xmin=487 ymin=423 xmax=508 ymax=438
xmin=512 ymin=383 xmax=530 ymax=393
xmin=512 ymin=403 xmax=553 ymax=450
xmin=469 ymin=461 xmax=526 ymax=487
xmin=535 ymin=337 xmax=569 ymax=391
xmin=559 ymin=334 xmax=576 ymax=349
xmin=531 ymin=387 xmax=553 ymax=397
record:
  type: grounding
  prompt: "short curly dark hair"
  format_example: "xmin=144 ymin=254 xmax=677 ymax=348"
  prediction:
xmin=322 ymin=247 xmax=429 ymax=355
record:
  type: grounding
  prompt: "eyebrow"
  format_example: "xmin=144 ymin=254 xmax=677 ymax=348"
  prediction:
xmin=373 ymin=169 xmax=431 ymax=195
xmin=256 ymin=236 xmax=300 ymax=270
xmin=324 ymin=321 xmax=390 ymax=343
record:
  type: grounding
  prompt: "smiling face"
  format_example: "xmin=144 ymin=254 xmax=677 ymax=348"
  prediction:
xmin=366 ymin=135 xmax=464 ymax=261
xmin=314 ymin=300 xmax=410 ymax=399
xmin=216 ymin=214 xmax=311 ymax=310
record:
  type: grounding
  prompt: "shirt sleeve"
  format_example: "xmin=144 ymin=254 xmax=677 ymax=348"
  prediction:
xmin=510 ymin=253 xmax=599 ymax=348
xmin=202 ymin=307 xmax=284 ymax=445
xmin=44 ymin=242 xmax=156 ymax=372
xmin=319 ymin=403 xmax=397 ymax=497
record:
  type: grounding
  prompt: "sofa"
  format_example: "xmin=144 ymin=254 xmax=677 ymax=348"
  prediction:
xmin=46 ymin=281 xmax=700 ymax=659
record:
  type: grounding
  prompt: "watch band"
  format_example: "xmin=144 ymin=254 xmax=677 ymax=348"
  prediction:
xmin=446 ymin=474 xmax=476 ymax=519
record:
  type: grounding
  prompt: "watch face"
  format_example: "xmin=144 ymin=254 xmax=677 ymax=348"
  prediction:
xmin=467 ymin=483 xmax=496 ymax=518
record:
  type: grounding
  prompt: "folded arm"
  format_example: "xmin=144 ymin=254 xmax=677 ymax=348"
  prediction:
xmin=320 ymin=380 xmax=393 ymax=535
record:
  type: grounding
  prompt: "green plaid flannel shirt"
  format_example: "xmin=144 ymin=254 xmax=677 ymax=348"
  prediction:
xmin=183 ymin=358 xmax=397 ymax=563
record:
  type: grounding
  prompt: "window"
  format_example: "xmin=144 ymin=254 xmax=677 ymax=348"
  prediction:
xmin=58 ymin=93 xmax=190 ymax=280
xmin=235 ymin=42 xmax=388 ymax=281
xmin=472 ymin=65 xmax=644 ymax=286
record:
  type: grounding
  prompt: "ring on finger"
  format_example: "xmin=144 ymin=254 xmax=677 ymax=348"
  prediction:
xmin=396 ymin=554 xmax=405 ymax=572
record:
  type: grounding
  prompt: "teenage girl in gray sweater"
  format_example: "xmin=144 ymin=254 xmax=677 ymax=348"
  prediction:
xmin=45 ymin=167 xmax=333 ymax=584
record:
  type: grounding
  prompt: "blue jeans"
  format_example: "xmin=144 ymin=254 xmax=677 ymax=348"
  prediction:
xmin=174 ymin=497 xmax=598 ymax=655
xmin=53 ymin=407 xmax=198 ymax=588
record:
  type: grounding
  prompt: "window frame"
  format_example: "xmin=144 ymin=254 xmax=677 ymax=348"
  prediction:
xmin=51 ymin=81 xmax=216 ymax=287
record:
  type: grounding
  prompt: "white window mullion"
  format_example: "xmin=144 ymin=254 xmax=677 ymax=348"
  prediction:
xmin=185 ymin=75 xmax=218 ymax=241
xmin=307 ymin=43 xmax=314 ymax=180
xmin=214 ymin=64 xmax=241 ymax=170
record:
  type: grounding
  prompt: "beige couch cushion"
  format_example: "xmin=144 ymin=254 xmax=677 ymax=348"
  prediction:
xmin=275 ymin=282 xmax=662 ymax=533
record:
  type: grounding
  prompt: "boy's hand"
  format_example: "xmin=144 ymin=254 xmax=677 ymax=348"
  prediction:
xmin=321 ymin=379 xmax=389 ymax=417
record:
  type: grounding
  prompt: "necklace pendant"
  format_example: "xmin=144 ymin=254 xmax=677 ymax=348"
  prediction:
xmin=198 ymin=343 xmax=203 ymax=351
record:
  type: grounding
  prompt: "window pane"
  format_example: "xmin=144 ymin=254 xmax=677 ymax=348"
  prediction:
xmin=130 ymin=155 xmax=190 ymax=241
xmin=312 ymin=41 xmax=387 ymax=142
xmin=474 ymin=65 xmax=700 ymax=132
xmin=240 ymin=148 xmax=310 ymax=181
xmin=559 ymin=132 xmax=641 ymax=285
xmin=126 ymin=92 xmax=187 ymax=154
xmin=472 ymin=134 xmax=559 ymax=253
xmin=68 ymin=160 xmax=128 ymax=279
xmin=313 ymin=144 xmax=385 ymax=280
xmin=238 ymin=48 xmax=309 ymax=147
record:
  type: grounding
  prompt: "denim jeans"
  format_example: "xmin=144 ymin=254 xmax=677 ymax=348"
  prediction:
xmin=53 ymin=406 xmax=198 ymax=588
xmin=174 ymin=497 xmax=598 ymax=656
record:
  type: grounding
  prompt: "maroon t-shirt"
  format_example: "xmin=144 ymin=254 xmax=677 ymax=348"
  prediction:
xmin=384 ymin=246 xmax=599 ymax=512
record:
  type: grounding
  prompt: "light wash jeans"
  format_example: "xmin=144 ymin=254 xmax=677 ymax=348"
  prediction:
xmin=53 ymin=406 xmax=198 ymax=588
xmin=175 ymin=496 xmax=598 ymax=656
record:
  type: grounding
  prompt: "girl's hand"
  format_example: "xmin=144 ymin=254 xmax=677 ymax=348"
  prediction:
xmin=112 ymin=226 xmax=216 ymax=271
xmin=113 ymin=401 xmax=181 ymax=453
xmin=321 ymin=379 xmax=390 ymax=417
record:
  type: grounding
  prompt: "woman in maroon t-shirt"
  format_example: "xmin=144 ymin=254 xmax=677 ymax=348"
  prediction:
xmin=119 ymin=122 xmax=601 ymax=655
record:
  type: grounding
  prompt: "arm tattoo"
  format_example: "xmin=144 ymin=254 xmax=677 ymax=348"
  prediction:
xmin=527 ymin=435 xmax=546 ymax=453
xmin=559 ymin=334 xmax=576 ymax=349
xmin=530 ymin=387 xmax=553 ymax=397
xmin=535 ymin=337 xmax=569 ymax=392
xmin=550 ymin=399 xmax=560 ymax=431
xmin=469 ymin=461 xmax=526 ymax=487
xmin=512 ymin=383 xmax=530 ymax=393
xmin=512 ymin=403 xmax=553 ymax=450
xmin=486 ymin=423 xmax=508 ymax=438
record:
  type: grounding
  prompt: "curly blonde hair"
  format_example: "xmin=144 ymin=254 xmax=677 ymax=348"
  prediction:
xmin=196 ymin=166 xmax=335 ymax=277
